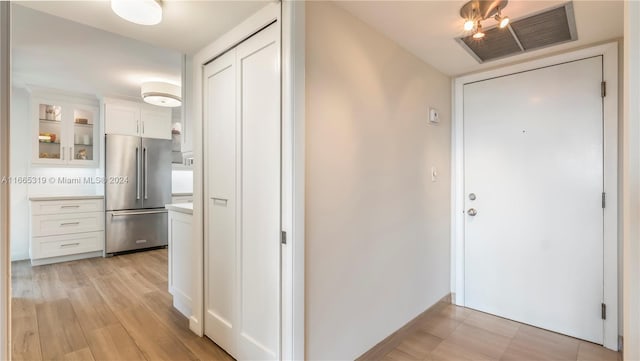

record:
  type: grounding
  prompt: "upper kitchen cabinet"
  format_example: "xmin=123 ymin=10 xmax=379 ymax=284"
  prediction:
xmin=32 ymin=90 xmax=100 ymax=167
xmin=104 ymin=98 xmax=171 ymax=140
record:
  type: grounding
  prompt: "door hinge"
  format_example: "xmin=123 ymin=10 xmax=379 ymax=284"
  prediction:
xmin=601 ymin=81 xmax=607 ymax=98
xmin=602 ymin=192 xmax=606 ymax=209
xmin=281 ymin=230 xmax=287 ymax=245
xmin=601 ymin=303 xmax=607 ymax=320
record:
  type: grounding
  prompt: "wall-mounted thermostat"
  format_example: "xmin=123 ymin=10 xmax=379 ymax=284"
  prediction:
xmin=429 ymin=107 xmax=440 ymax=124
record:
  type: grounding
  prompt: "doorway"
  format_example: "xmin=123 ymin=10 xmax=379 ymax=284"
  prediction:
xmin=452 ymin=43 xmax=619 ymax=350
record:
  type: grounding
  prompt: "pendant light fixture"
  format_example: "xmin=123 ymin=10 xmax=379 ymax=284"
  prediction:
xmin=111 ymin=0 xmax=162 ymax=26
xmin=460 ymin=0 xmax=510 ymax=40
xmin=141 ymin=81 xmax=182 ymax=107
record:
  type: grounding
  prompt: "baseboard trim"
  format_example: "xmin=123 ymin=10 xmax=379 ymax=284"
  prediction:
xmin=356 ymin=293 xmax=452 ymax=361
xmin=30 ymin=251 xmax=103 ymax=266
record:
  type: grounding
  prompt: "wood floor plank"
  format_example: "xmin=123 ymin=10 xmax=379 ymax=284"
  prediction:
xmin=32 ymin=265 xmax=68 ymax=303
xmin=393 ymin=329 xmax=442 ymax=360
xmin=114 ymin=304 xmax=198 ymax=361
xmin=11 ymin=315 xmax=43 ymax=361
xmin=85 ymin=324 xmax=146 ymax=361
xmin=463 ymin=311 xmax=520 ymax=338
xmin=58 ymin=347 xmax=95 ymax=361
xmin=36 ymin=299 xmax=88 ymax=361
xmin=114 ymin=265 xmax=158 ymax=296
xmin=53 ymin=262 xmax=90 ymax=290
xmin=140 ymin=290 xmax=194 ymax=340
xmin=67 ymin=286 xmax=119 ymax=333
xmin=577 ymin=341 xmax=620 ymax=361
xmin=91 ymin=274 xmax=141 ymax=312
xmin=182 ymin=337 xmax=235 ymax=361
xmin=499 ymin=324 xmax=580 ymax=361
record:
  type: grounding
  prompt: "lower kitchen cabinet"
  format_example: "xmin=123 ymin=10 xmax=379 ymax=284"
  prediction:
xmin=167 ymin=204 xmax=193 ymax=317
xmin=29 ymin=196 xmax=105 ymax=265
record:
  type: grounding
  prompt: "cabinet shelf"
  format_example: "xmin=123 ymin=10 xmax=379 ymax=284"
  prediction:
xmin=39 ymin=119 xmax=62 ymax=123
xmin=73 ymin=123 xmax=94 ymax=128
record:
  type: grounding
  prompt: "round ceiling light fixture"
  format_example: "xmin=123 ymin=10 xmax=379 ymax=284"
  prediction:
xmin=111 ymin=0 xmax=162 ymax=26
xmin=141 ymin=81 xmax=182 ymax=107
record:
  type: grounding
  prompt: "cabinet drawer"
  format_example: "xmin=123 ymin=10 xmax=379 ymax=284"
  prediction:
xmin=31 ymin=199 xmax=104 ymax=216
xmin=32 ymin=212 xmax=104 ymax=237
xmin=31 ymin=231 xmax=104 ymax=259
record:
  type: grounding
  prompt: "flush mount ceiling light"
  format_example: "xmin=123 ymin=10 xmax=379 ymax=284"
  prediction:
xmin=111 ymin=0 xmax=162 ymax=26
xmin=141 ymin=81 xmax=181 ymax=107
xmin=460 ymin=0 xmax=509 ymax=39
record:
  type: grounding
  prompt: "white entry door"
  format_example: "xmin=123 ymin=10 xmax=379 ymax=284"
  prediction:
xmin=204 ymin=22 xmax=281 ymax=360
xmin=464 ymin=56 xmax=604 ymax=343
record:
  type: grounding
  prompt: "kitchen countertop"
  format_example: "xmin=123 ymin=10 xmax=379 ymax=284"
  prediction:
xmin=29 ymin=195 xmax=104 ymax=201
xmin=165 ymin=202 xmax=193 ymax=215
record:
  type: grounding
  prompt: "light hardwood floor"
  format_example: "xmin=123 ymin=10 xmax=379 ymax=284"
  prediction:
xmin=13 ymin=250 xmax=623 ymax=361
xmin=373 ymin=301 xmax=622 ymax=361
xmin=11 ymin=249 xmax=233 ymax=361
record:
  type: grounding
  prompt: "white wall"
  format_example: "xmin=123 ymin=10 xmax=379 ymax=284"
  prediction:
xmin=171 ymin=169 xmax=193 ymax=194
xmin=9 ymin=87 xmax=102 ymax=261
xmin=305 ymin=2 xmax=451 ymax=359
xmin=623 ymin=1 xmax=640 ymax=359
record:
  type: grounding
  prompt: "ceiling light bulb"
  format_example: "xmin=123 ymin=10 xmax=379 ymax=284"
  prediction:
xmin=463 ymin=19 xmax=475 ymax=31
xmin=111 ymin=0 xmax=162 ymax=26
xmin=499 ymin=16 xmax=510 ymax=28
xmin=472 ymin=22 xmax=485 ymax=39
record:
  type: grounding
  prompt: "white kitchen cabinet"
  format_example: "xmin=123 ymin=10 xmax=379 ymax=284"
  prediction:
xmin=104 ymin=100 xmax=140 ymax=136
xmin=29 ymin=196 xmax=105 ymax=266
xmin=141 ymin=105 xmax=172 ymax=139
xmin=167 ymin=204 xmax=193 ymax=317
xmin=31 ymin=91 xmax=100 ymax=167
xmin=104 ymin=98 xmax=171 ymax=139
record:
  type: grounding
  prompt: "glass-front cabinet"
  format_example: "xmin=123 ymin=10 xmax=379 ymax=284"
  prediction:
xmin=32 ymin=92 xmax=99 ymax=167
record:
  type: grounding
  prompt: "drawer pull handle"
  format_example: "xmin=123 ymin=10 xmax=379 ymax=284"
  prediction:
xmin=60 ymin=243 xmax=80 ymax=248
xmin=60 ymin=205 xmax=80 ymax=209
xmin=60 ymin=222 xmax=80 ymax=226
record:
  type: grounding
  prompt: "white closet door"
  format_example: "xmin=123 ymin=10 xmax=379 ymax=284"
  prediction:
xmin=204 ymin=22 xmax=280 ymax=361
xmin=236 ymin=23 xmax=281 ymax=361
xmin=204 ymin=49 xmax=238 ymax=356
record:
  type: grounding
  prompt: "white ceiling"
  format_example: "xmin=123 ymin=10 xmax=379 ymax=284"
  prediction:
xmin=12 ymin=4 xmax=183 ymax=99
xmin=336 ymin=0 xmax=624 ymax=76
xmin=14 ymin=0 xmax=269 ymax=55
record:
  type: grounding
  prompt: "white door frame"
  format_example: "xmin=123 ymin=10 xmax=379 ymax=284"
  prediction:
xmin=191 ymin=2 xmax=305 ymax=359
xmin=451 ymin=42 xmax=619 ymax=350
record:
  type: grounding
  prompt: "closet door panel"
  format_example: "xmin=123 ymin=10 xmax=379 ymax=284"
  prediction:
xmin=236 ymin=23 xmax=281 ymax=361
xmin=204 ymin=49 xmax=237 ymax=357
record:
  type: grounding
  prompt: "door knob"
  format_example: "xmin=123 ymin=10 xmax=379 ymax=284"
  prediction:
xmin=467 ymin=208 xmax=478 ymax=216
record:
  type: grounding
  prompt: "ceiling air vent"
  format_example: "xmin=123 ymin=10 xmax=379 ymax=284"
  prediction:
xmin=457 ymin=2 xmax=577 ymax=63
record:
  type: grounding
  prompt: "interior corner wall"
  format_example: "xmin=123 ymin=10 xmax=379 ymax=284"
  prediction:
xmin=304 ymin=2 xmax=452 ymax=359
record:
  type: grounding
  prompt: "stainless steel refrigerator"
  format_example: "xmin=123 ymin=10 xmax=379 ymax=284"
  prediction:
xmin=105 ymin=134 xmax=171 ymax=254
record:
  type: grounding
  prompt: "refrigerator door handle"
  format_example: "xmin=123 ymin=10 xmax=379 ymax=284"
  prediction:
xmin=144 ymin=147 xmax=148 ymax=199
xmin=135 ymin=147 xmax=140 ymax=200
